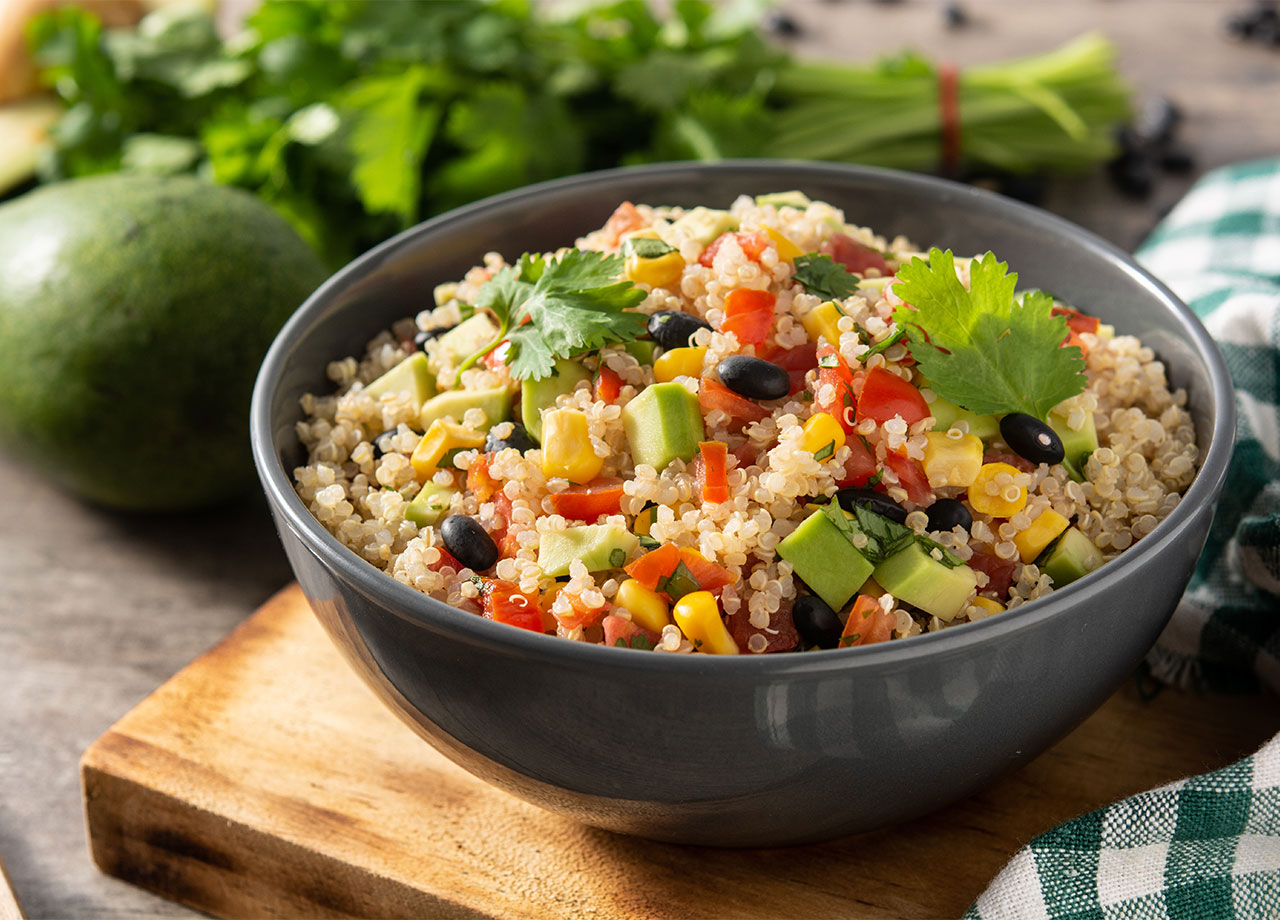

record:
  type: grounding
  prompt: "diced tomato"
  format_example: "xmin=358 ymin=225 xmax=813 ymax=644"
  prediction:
xmin=698 ymin=230 xmax=770 ymax=268
xmin=678 ymin=547 xmax=733 ymax=593
xmin=554 ymin=594 xmax=608 ymax=631
xmin=1064 ymin=329 xmax=1090 ymax=357
xmin=480 ymin=579 xmax=544 ymax=632
xmin=856 ymin=366 xmax=930 ymax=427
xmin=813 ymin=342 xmax=858 ymax=434
xmin=602 ymin=614 xmax=660 ymax=650
xmin=624 ymin=543 xmax=682 ymax=591
xmin=839 ymin=594 xmax=895 ymax=647
xmin=481 ymin=339 xmax=512 ymax=371
xmin=1052 ymin=306 xmax=1101 ymax=336
xmin=983 ymin=450 xmax=1036 ymax=474
xmin=721 ymin=288 xmax=775 ymax=347
xmin=429 ymin=548 xmax=463 ymax=573
xmin=836 ymin=435 xmax=877 ymax=488
xmin=467 ymin=454 xmax=500 ymax=502
xmin=732 ymin=442 xmax=759 ymax=469
xmin=761 ymin=341 xmax=818 ymax=395
xmin=699 ymin=378 xmax=770 ymax=425
xmin=883 ymin=451 xmax=932 ymax=505
xmin=488 ymin=491 xmax=521 ymax=558
xmin=821 ymin=233 xmax=891 ymax=276
xmin=601 ymin=201 xmax=645 ymax=249
xmin=547 ymin=477 xmax=625 ymax=522
xmin=968 ymin=550 xmax=1018 ymax=600
xmin=728 ymin=596 xmax=799 ymax=653
xmin=695 ymin=441 xmax=730 ymax=504
xmin=595 ymin=365 xmax=623 ymax=404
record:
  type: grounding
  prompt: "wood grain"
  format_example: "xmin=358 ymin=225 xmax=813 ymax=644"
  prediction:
xmin=0 ymin=856 xmax=24 ymax=920
xmin=81 ymin=584 xmax=1279 ymax=919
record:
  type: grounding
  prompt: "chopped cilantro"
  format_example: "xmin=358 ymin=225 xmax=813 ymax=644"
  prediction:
xmin=858 ymin=327 xmax=907 ymax=363
xmin=459 ymin=249 xmax=648 ymax=381
xmin=466 ymin=574 xmax=487 ymax=591
xmin=656 ymin=560 xmax=701 ymax=601
xmin=838 ymin=634 xmax=860 ymax=647
xmin=847 ymin=504 xmax=915 ymax=565
xmin=615 ymin=634 xmax=654 ymax=650
xmin=866 ymin=468 xmax=884 ymax=487
xmin=817 ymin=353 xmax=839 ymax=368
xmin=813 ymin=440 xmax=835 ymax=462
xmin=622 ymin=237 xmax=676 ymax=259
xmin=892 ymin=249 xmax=1086 ymax=419
xmin=609 ymin=547 xmax=628 ymax=568
xmin=916 ymin=535 xmax=964 ymax=568
xmin=637 ymin=533 xmax=662 ymax=551
xmin=793 ymin=253 xmax=860 ymax=300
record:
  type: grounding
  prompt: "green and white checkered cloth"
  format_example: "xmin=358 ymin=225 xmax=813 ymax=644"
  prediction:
xmin=967 ymin=158 xmax=1280 ymax=918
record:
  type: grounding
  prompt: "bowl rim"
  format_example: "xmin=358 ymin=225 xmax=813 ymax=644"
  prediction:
xmin=251 ymin=158 xmax=1235 ymax=676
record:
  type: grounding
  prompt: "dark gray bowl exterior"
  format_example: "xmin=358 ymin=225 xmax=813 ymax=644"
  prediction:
xmin=251 ymin=162 xmax=1234 ymax=847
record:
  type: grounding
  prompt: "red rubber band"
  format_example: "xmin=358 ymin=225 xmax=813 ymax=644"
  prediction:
xmin=938 ymin=62 xmax=961 ymax=176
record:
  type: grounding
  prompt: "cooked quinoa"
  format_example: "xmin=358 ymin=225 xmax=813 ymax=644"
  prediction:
xmin=293 ymin=193 xmax=1199 ymax=655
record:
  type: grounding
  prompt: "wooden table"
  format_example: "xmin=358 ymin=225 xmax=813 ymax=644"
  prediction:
xmin=1 ymin=2 xmax=1277 ymax=917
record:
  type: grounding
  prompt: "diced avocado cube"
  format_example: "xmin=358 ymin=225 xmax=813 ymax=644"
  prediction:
xmin=432 ymin=314 xmax=499 ymax=369
xmin=776 ymin=509 xmax=874 ymax=613
xmin=405 ymin=483 xmax=455 ymax=526
xmin=754 ymin=191 xmax=812 ymax=209
xmin=926 ymin=390 xmax=999 ymax=441
xmin=538 ymin=524 xmax=640 ymax=578
xmin=419 ymin=386 xmax=512 ymax=432
xmin=521 ymin=357 xmax=591 ymax=443
xmin=1039 ymin=526 xmax=1104 ymax=587
xmin=873 ymin=542 xmax=978 ymax=622
xmin=363 ymin=352 xmax=437 ymax=408
xmin=623 ymin=339 xmax=657 ymax=365
xmin=670 ymin=207 xmax=739 ymax=246
xmin=622 ymin=382 xmax=704 ymax=472
xmin=1047 ymin=408 xmax=1099 ymax=482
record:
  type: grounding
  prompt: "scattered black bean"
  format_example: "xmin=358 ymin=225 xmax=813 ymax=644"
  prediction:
xmin=648 ymin=310 xmax=712 ymax=351
xmin=1159 ymin=147 xmax=1197 ymax=174
xmin=1226 ymin=0 xmax=1280 ymax=45
xmin=1133 ymin=97 xmax=1182 ymax=147
xmin=763 ymin=10 xmax=802 ymax=36
xmin=926 ymin=498 xmax=972 ymax=532
xmin=999 ymin=413 xmax=1065 ymax=466
xmin=371 ymin=428 xmax=399 ymax=459
xmin=942 ymin=2 xmax=969 ymax=28
xmin=485 ymin=422 xmax=537 ymax=454
xmin=717 ymin=356 xmax=790 ymax=401
xmin=1108 ymin=152 xmax=1156 ymax=199
xmin=835 ymin=488 xmax=908 ymax=524
xmin=793 ymin=594 xmax=844 ymax=649
xmin=440 ymin=515 xmax=499 ymax=572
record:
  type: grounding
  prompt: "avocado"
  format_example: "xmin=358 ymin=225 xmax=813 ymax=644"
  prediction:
xmin=419 ymin=386 xmax=512 ymax=431
xmin=623 ymin=339 xmax=657 ymax=365
xmin=364 ymin=352 xmax=437 ymax=409
xmin=669 ymin=207 xmax=739 ymax=247
xmin=520 ymin=357 xmax=591 ymax=443
xmin=926 ymin=391 xmax=1000 ymax=441
xmin=776 ymin=509 xmax=875 ymax=613
xmin=1039 ymin=526 xmax=1104 ymax=587
xmin=405 ymin=482 xmax=455 ymax=526
xmin=754 ymin=191 xmax=812 ymax=209
xmin=538 ymin=524 xmax=640 ymax=577
xmin=873 ymin=542 xmax=978 ymax=621
xmin=622 ymin=381 xmax=705 ymax=472
xmin=0 ymin=174 xmax=327 ymax=510
xmin=1047 ymin=408 xmax=1099 ymax=482
xmin=431 ymin=314 xmax=500 ymax=370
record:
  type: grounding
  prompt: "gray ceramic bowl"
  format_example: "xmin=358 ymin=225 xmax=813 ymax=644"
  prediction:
xmin=251 ymin=161 xmax=1233 ymax=847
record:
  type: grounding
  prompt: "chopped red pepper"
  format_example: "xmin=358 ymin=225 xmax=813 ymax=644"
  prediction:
xmin=677 ymin=547 xmax=733 ymax=593
xmin=821 ymin=233 xmax=891 ymax=276
xmin=624 ymin=543 xmax=682 ymax=591
xmin=1052 ymin=306 xmax=1101 ymax=336
xmin=466 ymin=454 xmax=500 ymax=502
xmin=547 ymin=477 xmax=625 ymax=522
xmin=480 ymin=579 xmax=544 ymax=632
xmin=595 ymin=365 xmax=623 ymax=403
xmin=856 ymin=365 xmax=930 ymax=427
xmin=699 ymin=378 xmax=770 ymax=425
xmin=698 ymin=230 xmax=770 ymax=268
xmin=601 ymin=201 xmax=645 ymax=249
xmin=721 ymin=288 xmax=775 ymax=346
xmin=839 ymin=594 xmax=895 ymax=647
xmin=696 ymin=441 xmax=730 ymax=504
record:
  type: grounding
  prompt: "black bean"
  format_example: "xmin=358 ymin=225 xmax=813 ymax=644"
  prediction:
xmin=763 ymin=10 xmax=802 ymax=36
xmin=926 ymin=498 xmax=972 ymax=532
xmin=793 ymin=594 xmax=844 ymax=649
xmin=717 ymin=356 xmax=790 ymax=401
xmin=942 ymin=2 xmax=969 ymax=28
xmin=1159 ymin=147 xmax=1197 ymax=174
xmin=1108 ymin=153 xmax=1155 ymax=199
xmin=1133 ymin=96 xmax=1181 ymax=146
xmin=648 ymin=310 xmax=711 ymax=351
xmin=835 ymin=488 xmax=908 ymax=524
xmin=999 ymin=413 xmax=1065 ymax=466
xmin=485 ymin=422 xmax=536 ymax=454
xmin=371 ymin=428 xmax=399 ymax=459
xmin=440 ymin=515 xmax=498 ymax=572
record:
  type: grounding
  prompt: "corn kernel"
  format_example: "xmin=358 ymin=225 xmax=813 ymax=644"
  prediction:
xmin=802 ymin=412 xmax=846 ymax=459
xmin=625 ymin=250 xmax=685 ymax=289
xmin=540 ymin=408 xmax=603 ymax=484
xmin=1013 ymin=509 xmax=1071 ymax=563
xmin=800 ymin=301 xmax=843 ymax=347
xmin=672 ymin=591 xmax=738 ymax=655
xmin=634 ymin=505 xmax=658 ymax=537
xmin=764 ymin=225 xmax=804 ymax=262
xmin=922 ymin=431 xmax=984 ymax=487
xmin=653 ymin=346 xmax=707 ymax=383
xmin=615 ymin=578 xmax=671 ymax=633
xmin=969 ymin=596 xmax=1005 ymax=616
xmin=968 ymin=462 xmax=1028 ymax=517
xmin=410 ymin=419 xmax=485 ymax=478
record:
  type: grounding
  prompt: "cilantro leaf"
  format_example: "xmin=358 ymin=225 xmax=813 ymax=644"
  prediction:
xmin=847 ymin=504 xmax=915 ymax=565
xmin=916 ymin=535 xmax=964 ymax=568
xmin=793 ymin=253 xmax=860 ymax=300
xmin=656 ymin=561 xmax=701 ymax=601
xmin=891 ymin=249 xmax=1086 ymax=419
xmin=858 ymin=327 xmax=906 ymax=363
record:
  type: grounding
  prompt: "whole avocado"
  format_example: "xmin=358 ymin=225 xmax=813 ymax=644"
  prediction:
xmin=0 ymin=174 xmax=328 ymax=510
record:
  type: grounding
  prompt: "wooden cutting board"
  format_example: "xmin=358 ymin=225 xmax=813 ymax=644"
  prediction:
xmin=82 ymin=585 xmax=1279 ymax=919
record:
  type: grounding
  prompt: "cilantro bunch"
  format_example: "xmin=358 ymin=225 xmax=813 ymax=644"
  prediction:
xmin=24 ymin=1 xmax=1130 ymax=268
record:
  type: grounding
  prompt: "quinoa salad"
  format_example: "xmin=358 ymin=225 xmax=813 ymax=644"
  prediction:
xmin=293 ymin=192 xmax=1199 ymax=655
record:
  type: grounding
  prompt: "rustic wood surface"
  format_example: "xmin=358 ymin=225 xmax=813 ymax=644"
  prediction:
xmin=82 ymin=585 xmax=1280 ymax=920
xmin=2 ymin=2 xmax=1279 ymax=918
xmin=0 ymin=857 xmax=25 ymax=920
